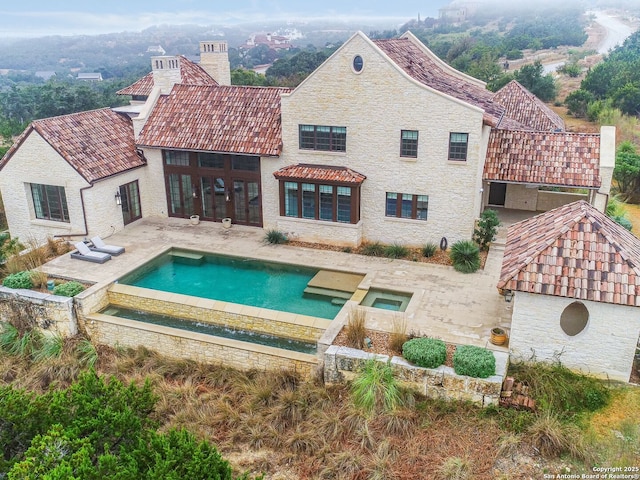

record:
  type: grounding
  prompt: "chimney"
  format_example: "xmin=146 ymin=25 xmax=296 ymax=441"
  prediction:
xmin=151 ymin=56 xmax=182 ymax=94
xmin=199 ymin=41 xmax=231 ymax=86
xmin=593 ymin=125 xmax=616 ymax=213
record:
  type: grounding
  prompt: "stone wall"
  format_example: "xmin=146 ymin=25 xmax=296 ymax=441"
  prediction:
xmin=536 ymin=191 xmax=588 ymax=212
xmin=0 ymin=286 xmax=76 ymax=336
xmin=107 ymin=284 xmax=330 ymax=343
xmin=510 ymin=292 xmax=640 ymax=382
xmin=85 ymin=312 xmax=317 ymax=376
xmin=324 ymin=345 xmax=509 ymax=407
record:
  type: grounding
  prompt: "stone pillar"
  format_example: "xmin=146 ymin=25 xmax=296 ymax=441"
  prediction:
xmin=593 ymin=125 xmax=616 ymax=213
xmin=199 ymin=41 xmax=231 ymax=86
xmin=151 ymin=56 xmax=182 ymax=94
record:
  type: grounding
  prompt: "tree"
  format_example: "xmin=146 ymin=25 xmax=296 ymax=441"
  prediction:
xmin=230 ymin=69 xmax=268 ymax=86
xmin=565 ymin=89 xmax=595 ymax=118
xmin=613 ymin=141 xmax=640 ymax=202
xmin=514 ymin=61 xmax=557 ymax=102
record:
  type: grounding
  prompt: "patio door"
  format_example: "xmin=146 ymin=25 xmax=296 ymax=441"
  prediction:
xmin=488 ymin=182 xmax=507 ymax=206
xmin=167 ymin=173 xmax=197 ymax=217
xmin=200 ymin=176 xmax=228 ymax=221
xmin=232 ymin=179 xmax=261 ymax=226
xmin=119 ymin=180 xmax=142 ymax=225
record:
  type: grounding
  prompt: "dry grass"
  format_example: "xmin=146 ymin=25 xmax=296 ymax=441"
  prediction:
xmin=345 ymin=307 xmax=366 ymax=350
xmin=388 ymin=314 xmax=408 ymax=354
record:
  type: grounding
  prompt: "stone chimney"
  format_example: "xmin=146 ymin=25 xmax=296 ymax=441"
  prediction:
xmin=593 ymin=125 xmax=616 ymax=213
xmin=151 ymin=56 xmax=182 ymax=94
xmin=199 ymin=41 xmax=231 ymax=86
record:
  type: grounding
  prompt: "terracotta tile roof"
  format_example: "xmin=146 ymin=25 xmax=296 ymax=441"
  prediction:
xmin=273 ymin=164 xmax=366 ymax=184
xmin=483 ymin=129 xmax=601 ymax=188
xmin=493 ymin=80 xmax=565 ymax=132
xmin=116 ymin=56 xmax=218 ymax=96
xmin=0 ymin=108 xmax=144 ymax=183
xmin=137 ymin=84 xmax=290 ymax=156
xmin=374 ymin=38 xmax=513 ymax=128
xmin=498 ymin=201 xmax=640 ymax=306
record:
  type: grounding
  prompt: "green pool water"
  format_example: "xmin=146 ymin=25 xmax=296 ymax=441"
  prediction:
xmin=100 ymin=306 xmax=317 ymax=354
xmin=118 ymin=250 xmax=342 ymax=319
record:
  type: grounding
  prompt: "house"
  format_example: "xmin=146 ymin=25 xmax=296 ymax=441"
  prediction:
xmin=498 ymin=200 xmax=640 ymax=382
xmin=0 ymin=33 xmax=614 ymax=249
xmin=77 ymin=72 xmax=103 ymax=81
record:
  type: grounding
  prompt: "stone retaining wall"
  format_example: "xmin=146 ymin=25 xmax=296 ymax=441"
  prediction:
xmin=108 ymin=284 xmax=330 ymax=343
xmin=324 ymin=345 xmax=509 ymax=407
xmin=86 ymin=312 xmax=317 ymax=376
xmin=0 ymin=286 xmax=76 ymax=336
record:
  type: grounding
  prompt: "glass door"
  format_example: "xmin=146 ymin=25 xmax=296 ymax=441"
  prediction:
xmin=167 ymin=173 xmax=195 ymax=217
xmin=232 ymin=179 xmax=262 ymax=226
xmin=201 ymin=176 xmax=228 ymax=221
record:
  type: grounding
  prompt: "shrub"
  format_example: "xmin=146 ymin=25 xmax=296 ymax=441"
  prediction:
xmin=450 ymin=240 xmax=481 ymax=273
xmin=421 ymin=242 xmax=438 ymax=258
xmin=351 ymin=359 xmax=402 ymax=417
xmin=527 ymin=413 xmax=588 ymax=459
xmin=453 ymin=345 xmax=495 ymax=378
xmin=402 ymin=337 xmax=446 ymax=369
xmin=264 ymin=229 xmax=287 ymax=244
xmin=3 ymin=271 xmax=34 ymax=289
xmin=384 ymin=243 xmax=409 ymax=259
xmin=360 ymin=242 xmax=385 ymax=257
xmin=346 ymin=307 xmax=366 ymax=350
xmin=53 ymin=281 xmax=85 ymax=297
xmin=472 ymin=209 xmax=500 ymax=251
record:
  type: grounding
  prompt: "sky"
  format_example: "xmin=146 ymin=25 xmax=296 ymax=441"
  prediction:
xmin=0 ymin=1 xmax=449 ymax=38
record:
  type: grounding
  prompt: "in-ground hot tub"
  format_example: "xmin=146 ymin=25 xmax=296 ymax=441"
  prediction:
xmin=360 ymin=288 xmax=413 ymax=312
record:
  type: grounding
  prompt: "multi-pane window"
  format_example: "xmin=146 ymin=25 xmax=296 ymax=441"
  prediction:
xmin=386 ymin=193 xmax=428 ymax=220
xmin=299 ymin=125 xmax=347 ymax=152
xmin=281 ymin=181 xmax=359 ymax=224
xmin=448 ymin=133 xmax=469 ymax=161
xmin=119 ymin=180 xmax=142 ymax=225
xmin=164 ymin=150 xmax=190 ymax=166
xmin=400 ymin=130 xmax=418 ymax=158
xmin=31 ymin=184 xmax=69 ymax=222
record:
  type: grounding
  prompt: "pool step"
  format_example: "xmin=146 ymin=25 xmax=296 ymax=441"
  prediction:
xmin=307 ymin=270 xmax=364 ymax=293
xmin=303 ymin=286 xmax=353 ymax=301
xmin=170 ymin=250 xmax=204 ymax=266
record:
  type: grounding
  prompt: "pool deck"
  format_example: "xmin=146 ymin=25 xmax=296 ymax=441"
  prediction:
xmin=41 ymin=217 xmax=514 ymax=350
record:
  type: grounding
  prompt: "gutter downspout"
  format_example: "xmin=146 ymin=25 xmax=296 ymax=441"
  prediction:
xmin=54 ymin=184 xmax=92 ymax=239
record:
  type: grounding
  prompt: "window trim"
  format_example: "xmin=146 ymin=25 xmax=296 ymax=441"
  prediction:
xmin=385 ymin=192 xmax=429 ymax=221
xmin=448 ymin=132 xmax=469 ymax=161
xmin=400 ymin=130 xmax=419 ymax=158
xmin=30 ymin=183 xmax=70 ymax=223
xmin=279 ymin=180 xmax=360 ymax=224
xmin=299 ymin=125 xmax=347 ymax=152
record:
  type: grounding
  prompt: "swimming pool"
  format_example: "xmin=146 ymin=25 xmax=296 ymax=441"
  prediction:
xmin=119 ymin=249 xmax=344 ymax=319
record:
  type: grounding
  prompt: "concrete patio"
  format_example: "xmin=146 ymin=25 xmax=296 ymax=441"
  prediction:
xmin=41 ymin=216 xmax=515 ymax=350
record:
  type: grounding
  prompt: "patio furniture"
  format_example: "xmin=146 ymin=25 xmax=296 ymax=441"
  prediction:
xmin=71 ymin=242 xmax=111 ymax=264
xmin=90 ymin=236 xmax=125 ymax=256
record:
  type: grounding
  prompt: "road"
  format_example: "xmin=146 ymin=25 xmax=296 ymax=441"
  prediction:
xmin=543 ymin=11 xmax=636 ymax=74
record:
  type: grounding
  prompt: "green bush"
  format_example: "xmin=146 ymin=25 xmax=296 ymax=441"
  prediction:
xmin=3 ymin=271 xmax=33 ymax=289
xmin=52 ymin=281 xmax=85 ymax=297
xmin=473 ymin=209 xmax=500 ymax=251
xmin=384 ymin=243 xmax=409 ymax=259
xmin=450 ymin=240 xmax=481 ymax=273
xmin=402 ymin=337 xmax=446 ymax=369
xmin=453 ymin=345 xmax=496 ymax=378
xmin=421 ymin=242 xmax=438 ymax=258
xmin=264 ymin=229 xmax=287 ymax=244
xmin=351 ymin=359 xmax=402 ymax=417
xmin=360 ymin=242 xmax=385 ymax=257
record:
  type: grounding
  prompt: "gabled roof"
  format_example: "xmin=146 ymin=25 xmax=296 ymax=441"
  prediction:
xmin=116 ymin=55 xmax=218 ymax=97
xmin=493 ymin=80 xmax=565 ymax=132
xmin=137 ymin=84 xmax=290 ymax=156
xmin=483 ymin=129 xmax=601 ymax=188
xmin=498 ymin=201 xmax=640 ymax=306
xmin=274 ymin=164 xmax=366 ymax=184
xmin=373 ymin=37 xmax=513 ymax=128
xmin=0 ymin=108 xmax=144 ymax=184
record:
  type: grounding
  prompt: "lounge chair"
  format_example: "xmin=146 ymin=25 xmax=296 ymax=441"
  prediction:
xmin=71 ymin=242 xmax=111 ymax=264
xmin=90 ymin=236 xmax=125 ymax=256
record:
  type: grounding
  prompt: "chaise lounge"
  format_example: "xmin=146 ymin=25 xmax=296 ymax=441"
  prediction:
xmin=90 ymin=236 xmax=125 ymax=256
xmin=71 ymin=241 xmax=111 ymax=264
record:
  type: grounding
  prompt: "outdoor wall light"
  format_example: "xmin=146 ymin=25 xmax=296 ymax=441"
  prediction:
xmin=115 ymin=191 xmax=122 ymax=205
xmin=504 ymin=290 xmax=514 ymax=303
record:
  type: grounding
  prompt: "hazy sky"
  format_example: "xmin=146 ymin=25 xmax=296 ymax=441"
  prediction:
xmin=0 ymin=1 xmax=448 ymax=37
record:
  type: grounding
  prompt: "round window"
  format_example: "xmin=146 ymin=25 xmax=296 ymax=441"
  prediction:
xmin=560 ymin=301 xmax=589 ymax=336
xmin=352 ymin=55 xmax=364 ymax=73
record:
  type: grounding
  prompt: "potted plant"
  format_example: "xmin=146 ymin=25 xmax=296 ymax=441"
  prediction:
xmin=490 ymin=327 xmax=507 ymax=345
